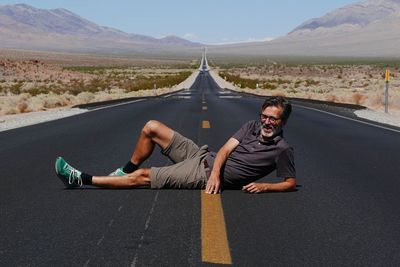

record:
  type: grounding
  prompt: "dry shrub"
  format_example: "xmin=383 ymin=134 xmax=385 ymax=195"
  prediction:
xmin=30 ymin=93 xmax=70 ymax=109
xmin=28 ymin=96 xmax=46 ymax=111
xmin=364 ymin=92 xmax=383 ymax=110
xmin=93 ymin=91 xmax=113 ymax=102
xmin=305 ymin=93 xmax=313 ymax=99
xmin=109 ymin=88 xmax=125 ymax=95
xmin=325 ymin=94 xmax=338 ymax=103
xmin=3 ymin=106 xmax=18 ymax=115
xmin=58 ymin=94 xmax=73 ymax=106
xmin=0 ymin=96 xmax=18 ymax=114
xmin=351 ymin=92 xmax=366 ymax=105
xmin=76 ymin=92 xmax=95 ymax=104
xmin=389 ymin=91 xmax=400 ymax=110
xmin=17 ymin=101 xmax=29 ymax=113
xmin=0 ymin=93 xmax=32 ymax=114
xmin=19 ymin=93 xmax=31 ymax=101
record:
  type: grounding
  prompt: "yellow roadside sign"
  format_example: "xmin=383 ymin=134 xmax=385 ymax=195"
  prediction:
xmin=385 ymin=69 xmax=390 ymax=82
xmin=385 ymin=67 xmax=390 ymax=113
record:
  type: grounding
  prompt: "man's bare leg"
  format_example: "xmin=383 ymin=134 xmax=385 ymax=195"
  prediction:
xmin=90 ymin=121 xmax=173 ymax=188
xmin=55 ymin=120 xmax=174 ymax=188
xmin=129 ymin=120 xmax=174 ymax=166
xmin=92 ymin=168 xmax=151 ymax=188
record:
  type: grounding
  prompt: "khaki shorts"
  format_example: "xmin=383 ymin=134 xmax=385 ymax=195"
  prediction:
xmin=150 ymin=132 xmax=209 ymax=189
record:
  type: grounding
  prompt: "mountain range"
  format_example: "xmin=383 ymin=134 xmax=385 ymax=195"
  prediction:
xmin=1 ymin=1 xmax=400 ymax=57
xmin=0 ymin=4 xmax=201 ymax=54
xmin=210 ymin=0 xmax=400 ymax=57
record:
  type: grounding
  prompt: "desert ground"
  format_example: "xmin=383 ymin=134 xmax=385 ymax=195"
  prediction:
xmin=1 ymin=49 xmax=399 ymax=115
xmin=209 ymin=57 xmax=400 ymax=113
xmin=0 ymin=49 xmax=198 ymax=115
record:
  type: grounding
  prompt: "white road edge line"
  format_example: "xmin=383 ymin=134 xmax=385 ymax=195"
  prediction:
xmin=219 ymin=96 xmax=242 ymax=99
xmin=294 ymin=103 xmax=400 ymax=134
xmin=87 ymin=99 xmax=146 ymax=112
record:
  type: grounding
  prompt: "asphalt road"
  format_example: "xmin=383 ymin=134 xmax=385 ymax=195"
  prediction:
xmin=1 ymin=70 xmax=400 ymax=266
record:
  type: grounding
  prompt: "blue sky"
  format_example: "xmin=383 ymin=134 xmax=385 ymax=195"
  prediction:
xmin=0 ymin=0 xmax=359 ymax=44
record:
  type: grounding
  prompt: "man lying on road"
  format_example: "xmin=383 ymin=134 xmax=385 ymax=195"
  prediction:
xmin=55 ymin=96 xmax=296 ymax=194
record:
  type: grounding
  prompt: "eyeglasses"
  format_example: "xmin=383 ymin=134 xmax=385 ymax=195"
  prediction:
xmin=260 ymin=113 xmax=281 ymax=123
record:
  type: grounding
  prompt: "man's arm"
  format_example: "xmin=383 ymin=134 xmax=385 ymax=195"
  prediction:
xmin=205 ymin=137 xmax=239 ymax=194
xmin=242 ymin=177 xmax=296 ymax=193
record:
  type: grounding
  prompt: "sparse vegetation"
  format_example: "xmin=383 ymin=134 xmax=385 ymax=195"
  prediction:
xmin=212 ymin=57 xmax=400 ymax=111
xmin=0 ymin=56 xmax=194 ymax=115
xmin=219 ymin=71 xmax=292 ymax=90
xmin=2 ymin=52 xmax=400 ymax=115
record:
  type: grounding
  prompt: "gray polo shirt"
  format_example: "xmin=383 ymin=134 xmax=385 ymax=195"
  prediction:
xmin=206 ymin=120 xmax=296 ymax=189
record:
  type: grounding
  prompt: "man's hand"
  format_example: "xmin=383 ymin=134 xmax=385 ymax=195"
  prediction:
xmin=242 ymin=183 xmax=267 ymax=194
xmin=205 ymin=138 xmax=239 ymax=194
xmin=242 ymin=178 xmax=296 ymax=193
xmin=205 ymin=173 xmax=221 ymax=194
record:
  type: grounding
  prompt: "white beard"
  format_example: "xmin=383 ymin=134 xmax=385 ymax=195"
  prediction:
xmin=260 ymin=124 xmax=282 ymax=140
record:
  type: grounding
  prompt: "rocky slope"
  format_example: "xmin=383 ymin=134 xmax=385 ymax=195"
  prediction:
xmin=209 ymin=0 xmax=400 ymax=57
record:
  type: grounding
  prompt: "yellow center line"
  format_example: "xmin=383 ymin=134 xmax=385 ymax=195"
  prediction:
xmin=202 ymin=120 xmax=210 ymax=129
xmin=202 ymin=106 xmax=208 ymax=111
xmin=201 ymin=191 xmax=232 ymax=264
xmin=200 ymin=119 xmax=231 ymax=264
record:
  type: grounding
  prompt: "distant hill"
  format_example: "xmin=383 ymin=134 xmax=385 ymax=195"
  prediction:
xmin=0 ymin=4 xmax=202 ymax=54
xmin=209 ymin=0 xmax=400 ymax=57
xmin=3 ymin=2 xmax=400 ymax=58
xmin=290 ymin=0 xmax=398 ymax=33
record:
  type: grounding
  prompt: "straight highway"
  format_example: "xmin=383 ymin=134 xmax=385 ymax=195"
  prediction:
xmin=1 ymin=68 xmax=400 ymax=266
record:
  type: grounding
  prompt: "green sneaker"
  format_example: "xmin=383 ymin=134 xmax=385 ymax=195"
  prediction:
xmin=55 ymin=157 xmax=83 ymax=188
xmin=109 ymin=167 xmax=126 ymax=176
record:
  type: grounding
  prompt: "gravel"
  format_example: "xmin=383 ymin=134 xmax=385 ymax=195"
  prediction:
xmin=354 ymin=109 xmax=400 ymax=128
xmin=0 ymin=108 xmax=87 ymax=132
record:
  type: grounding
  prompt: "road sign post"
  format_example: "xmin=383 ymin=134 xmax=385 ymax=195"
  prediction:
xmin=385 ymin=68 xmax=390 ymax=113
